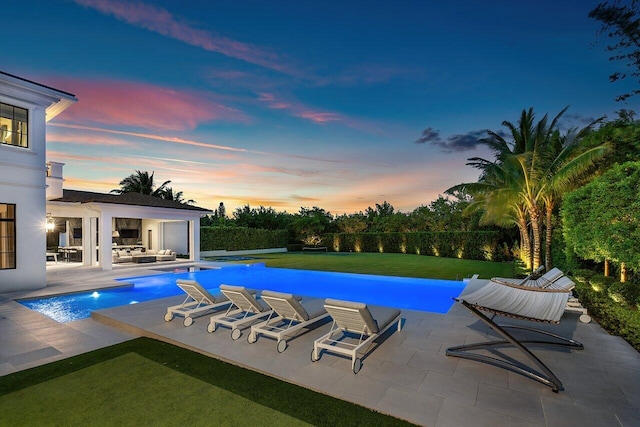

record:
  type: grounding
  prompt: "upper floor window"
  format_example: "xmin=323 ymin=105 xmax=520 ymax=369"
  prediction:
xmin=0 ymin=203 xmax=16 ymax=270
xmin=0 ymin=102 xmax=28 ymax=148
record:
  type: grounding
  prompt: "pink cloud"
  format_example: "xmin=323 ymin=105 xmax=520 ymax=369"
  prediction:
xmin=50 ymin=123 xmax=251 ymax=153
xmin=47 ymin=131 xmax=134 ymax=147
xmin=257 ymin=93 xmax=292 ymax=110
xmin=73 ymin=0 xmax=299 ymax=75
xmin=295 ymin=112 xmax=342 ymax=124
xmin=52 ymin=78 xmax=248 ymax=131
xmin=256 ymin=92 xmax=344 ymax=125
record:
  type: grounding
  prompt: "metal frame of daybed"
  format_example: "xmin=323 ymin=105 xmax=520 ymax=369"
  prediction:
xmin=447 ymin=297 xmax=584 ymax=393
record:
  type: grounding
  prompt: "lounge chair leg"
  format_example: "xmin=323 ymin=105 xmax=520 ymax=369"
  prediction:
xmin=447 ymin=300 xmax=575 ymax=392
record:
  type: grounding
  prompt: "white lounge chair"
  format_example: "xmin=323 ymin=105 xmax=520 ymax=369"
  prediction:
xmin=491 ymin=267 xmax=566 ymax=289
xmin=446 ymin=274 xmax=583 ymax=392
xmin=247 ymin=290 xmax=330 ymax=353
xmin=311 ymin=298 xmax=402 ymax=374
xmin=207 ymin=284 xmax=272 ymax=340
xmin=164 ymin=279 xmax=230 ymax=327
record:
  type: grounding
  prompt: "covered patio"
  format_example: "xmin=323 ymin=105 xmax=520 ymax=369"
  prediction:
xmin=45 ymin=167 xmax=211 ymax=271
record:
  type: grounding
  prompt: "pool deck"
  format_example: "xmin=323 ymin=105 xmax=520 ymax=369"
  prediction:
xmin=1 ymin=263 xmax=639 ymax=426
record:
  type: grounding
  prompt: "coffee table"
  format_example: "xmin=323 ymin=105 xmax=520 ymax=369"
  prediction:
xmin=132 ymin=255 xmax=156 ymax=263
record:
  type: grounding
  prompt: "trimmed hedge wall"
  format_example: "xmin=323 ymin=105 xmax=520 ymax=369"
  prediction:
xmin=201 ymin=226 xmax=288 ymax=251
xmin=320 ymin=231 xmax=507 ymax=262
xmin=574 ymin=278 xmax=640 ymax=352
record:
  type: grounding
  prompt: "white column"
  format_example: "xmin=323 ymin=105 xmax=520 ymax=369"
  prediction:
xmin=82 ymin=216 xmax=92 ymax=266
xmin=191 ymin=219 xmax=200 ymax=261
xmin=99 ymin=212 xmax=113 ymax=270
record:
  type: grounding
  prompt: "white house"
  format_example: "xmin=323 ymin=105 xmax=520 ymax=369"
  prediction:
xmin=0 ymin=71 xmax=76 ymax=292
xmin=1 ymin=71 xmax=212 ymax=293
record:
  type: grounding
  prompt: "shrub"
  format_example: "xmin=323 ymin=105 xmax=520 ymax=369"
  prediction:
xmin=200 ymin=226 xmax=288 ymax=251
xmin=589 ymin=275 xmax=616 ymax=292
xmin=608 ymin=281 xmax=640 ymax=307
xmin=322 ymin=231 xmax=509 ymax=261
xmin=573 ymin=278 xmax=640 ymax=352
xmin=571 ymin=268 xmax=595 ymax=283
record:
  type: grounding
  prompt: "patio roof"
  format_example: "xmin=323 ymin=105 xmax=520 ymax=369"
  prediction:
xmin=50 ymin=189 xmax=212 ymax=213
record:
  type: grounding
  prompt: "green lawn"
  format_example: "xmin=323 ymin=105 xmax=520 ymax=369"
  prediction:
xmin=256 ymin=252 xmax=515 ymax=281
xmin=0 ymin=338 xmax=412 ymax=426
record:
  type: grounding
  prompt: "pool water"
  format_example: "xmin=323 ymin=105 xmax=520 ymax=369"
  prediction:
xmin=19 ymin=263 xmax=466 ymax=323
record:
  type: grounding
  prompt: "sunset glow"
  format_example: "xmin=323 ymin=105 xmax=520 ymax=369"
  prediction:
xmin=5 ymin=1 xmax=637 ymax=215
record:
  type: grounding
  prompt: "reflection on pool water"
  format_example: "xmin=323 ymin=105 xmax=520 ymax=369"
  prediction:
xmin=19 ymin=263 xmax=466 ymax=323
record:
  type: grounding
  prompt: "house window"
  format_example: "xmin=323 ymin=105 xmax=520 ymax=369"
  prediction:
xmin=0 ymin=103 xmax=28 ymax=148
xmin=0 ymin=204 xmax=16 ymax=269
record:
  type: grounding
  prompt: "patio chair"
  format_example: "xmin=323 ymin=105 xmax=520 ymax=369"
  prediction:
xmin=164 ymin=279 xmax=230 ymax=327
xmin=207 ymin=284 xmax=272 ymax=340
xmin=311 ymin=298 xmax=402 ymax=374
xmin=491 ymin=267 xmax=565 ymax=289
xmin=247 ymin=290 xmax=330 ymax=353
xmin=446 ymin=277 xmax=584 ymax=392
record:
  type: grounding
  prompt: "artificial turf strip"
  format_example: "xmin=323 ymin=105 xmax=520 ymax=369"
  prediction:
xmin=0 ymin=338 xmax=415 ymax=426
xmin=259 ymin=252 xmax=515 ymax=281
xmin=0 ymin=353 xmax=310 ymax=426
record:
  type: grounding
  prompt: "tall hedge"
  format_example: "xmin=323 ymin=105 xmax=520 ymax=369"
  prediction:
xmin=200 ymin=226 xmax=288 ymax=251
xmin=321 ymin=231 xmax=506 ymax=261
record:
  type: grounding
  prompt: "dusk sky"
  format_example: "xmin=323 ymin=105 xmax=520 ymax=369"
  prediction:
xmin=5 ymin=0 xmax=639 ymax=215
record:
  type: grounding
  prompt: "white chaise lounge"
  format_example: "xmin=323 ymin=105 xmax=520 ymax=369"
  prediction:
xmin=311 ymin=298 xmax=402 ymax=374
xmin=247 ymin=290 xmax=330 ymax=353
xmin=164 ymin=279 xmax=230 ymax=327
xmin=207 ymin=284 xmax=272 ymax=340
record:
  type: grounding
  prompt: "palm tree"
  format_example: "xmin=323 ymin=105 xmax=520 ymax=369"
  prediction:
xmin=160 ymin=187 xmax=195 ymax=205
xmin=111 ymin=170 xmax=171 ymax=197
xmin=448 ymin=107 xmax=606 ymax=271
xmin=536 ymin=125 xmax=608 ymax=269
xmin=448 ymin=156 xmax=533 ymax=268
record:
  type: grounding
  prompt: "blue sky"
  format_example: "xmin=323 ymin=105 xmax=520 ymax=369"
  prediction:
xmin=5 ymin=0 xmax=638 ymax=214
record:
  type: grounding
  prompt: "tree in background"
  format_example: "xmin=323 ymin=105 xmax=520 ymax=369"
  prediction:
xmin=112 ymin=170 xmax=170 ymax=197
xmin=448 ymin=107 xmax=606 ymax=270
xmin=589 ymin=0 xmax=640 ymax=101
xmin=232 ymin=205 xmax=293 ymax=230
xmin=112 ymin=170 xmax=195 ymax=204
xmin=291 ymin=207 xmax=335 ymax=244
xmin=160 ymin=187 xmax=195 ymax=205
xmin=563 ymin=162 xmax=640 ymax=282
xmin=334 ymin=212 xmax=368 ymax=233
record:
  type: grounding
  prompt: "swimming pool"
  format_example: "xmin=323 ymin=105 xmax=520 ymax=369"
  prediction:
xmin=19 ymin=263 xmax=466 ymax=323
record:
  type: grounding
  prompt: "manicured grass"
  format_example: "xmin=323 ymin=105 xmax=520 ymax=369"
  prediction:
xmin=0 ymin=338 xmax=413 ymax=426
xmin=258 ymin=252 xmax=515 ymax=281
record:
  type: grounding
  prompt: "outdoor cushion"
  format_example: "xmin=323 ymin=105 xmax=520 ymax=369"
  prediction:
xmin=261 ymin=290 xmax=309 ymax=321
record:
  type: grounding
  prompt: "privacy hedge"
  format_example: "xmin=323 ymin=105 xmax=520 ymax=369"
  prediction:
xmin=321 ymin=231 xmax=507 ymax=262
xmin=573 ymin=277 xmax=640 ymax=352
xmin=200 ymin=226 xmax=288 ymax=251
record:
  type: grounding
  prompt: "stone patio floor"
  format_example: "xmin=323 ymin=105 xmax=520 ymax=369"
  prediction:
xmin=1 ymin=262 xmax=638 ymax=426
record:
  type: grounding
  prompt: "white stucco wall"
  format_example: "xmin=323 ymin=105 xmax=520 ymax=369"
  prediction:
xmin=0 ymin=73 xmax=76 ymax=292
xmin=162 ymin=221 xmax=189 ymax=255
xmin=0 ymin=99 xmax=48 ymax=291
